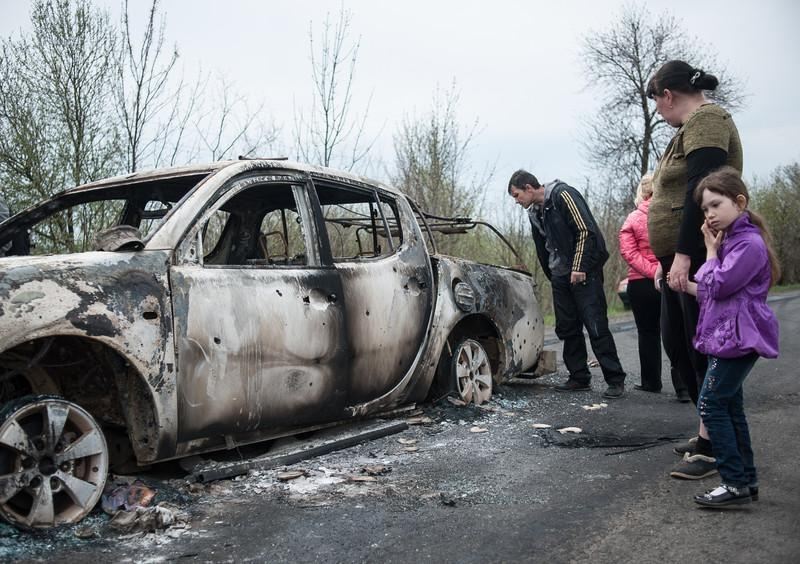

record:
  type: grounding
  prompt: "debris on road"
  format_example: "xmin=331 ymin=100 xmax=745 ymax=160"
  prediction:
xmin=276 ymin=470 xmax=307 ymax=482
xmin=362 ymin=465 xmax=391 ymax=476
xmin=397 ymin=438 xmax=418 ymax=445
xmin=348 ymin=475 xmax=378 ymax=483
xmin=532 ymin=423 xmax=552 ymax=429
xmin=469 ymin=426 xmax=488 ymax=433
xmin=447 ymin=397 xmax=467 ymax=407
xmin=73 ymin=526 xmax=97 ymax=540
xmin=582 ymin=403 xmax=609 ymax=411
xmin=101 ymin=479 xmax=157 ymax=514
xmin=108 ymin=503 xmax=188 ymax=534
xmin=557 ymin=427 xmax=583 ymax=434
xmin=407 ymin=416 xmax=435 ymax=425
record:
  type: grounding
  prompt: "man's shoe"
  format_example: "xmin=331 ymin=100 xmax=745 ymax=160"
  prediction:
xmin=554 ymin=380 xmax=591 ymax=392
xmin=675 ymin=390 xmax=691 ymax=403
xmin=602 ymin=384 xmax=624 ymax=399
xmin=672 ymin=436 xmax=698 ymax=456
xmin=694 ymin=484 xmax=751 ymax=508
xmin=633 ymin=384 xmax=661 ymax=393
xmin=670 ymin=452 xmax=718 ymax=480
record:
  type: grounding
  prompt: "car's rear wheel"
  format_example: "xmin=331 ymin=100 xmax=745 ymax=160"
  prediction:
xmin=0 ymin=396 xmax=108 ymax=529
xmin=449 ymin=338 xmax=493 ymax=405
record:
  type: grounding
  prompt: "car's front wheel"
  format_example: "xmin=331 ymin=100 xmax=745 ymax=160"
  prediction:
xmin=0 ymin=396 xmax=109 ymax=529
xmin=433 ymin=337 xmax=494 ymax=406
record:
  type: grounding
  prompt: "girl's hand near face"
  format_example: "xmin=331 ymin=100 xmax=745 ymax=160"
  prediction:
xmin=701 ymin=220 xmax=722 ymax=258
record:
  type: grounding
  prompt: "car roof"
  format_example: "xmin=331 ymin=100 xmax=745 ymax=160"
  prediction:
xmin=71 ymin=159 xmax=404 ymax=197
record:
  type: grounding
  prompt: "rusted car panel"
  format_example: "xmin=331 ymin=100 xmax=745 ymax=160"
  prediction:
xmin=0 ymin=159 xmax=548 ymax=528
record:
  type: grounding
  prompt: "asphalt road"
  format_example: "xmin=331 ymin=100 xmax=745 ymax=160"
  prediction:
xmin=6 ymin=293 xmax=800 ymax=563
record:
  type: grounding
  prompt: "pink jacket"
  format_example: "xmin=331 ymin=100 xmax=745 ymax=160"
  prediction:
xmin=619 ymin=198 xmax=659 ymax=281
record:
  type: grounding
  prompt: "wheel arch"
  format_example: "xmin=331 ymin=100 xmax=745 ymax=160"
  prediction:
xmin=426 ymin=313 xmax=506 ymax=403
xmin=0 ymin=335 xmax=164 ymax=465
xmin=440 ymin=314 xmax=504 ymax=376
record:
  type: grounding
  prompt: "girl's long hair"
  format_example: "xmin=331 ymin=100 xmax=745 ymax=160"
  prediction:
xmin=695 ymin=167 xmax=781 ymax=285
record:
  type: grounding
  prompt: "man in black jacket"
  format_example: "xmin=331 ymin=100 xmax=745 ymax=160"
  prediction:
xmin=508 ymin=169 xmax=626 ymax=398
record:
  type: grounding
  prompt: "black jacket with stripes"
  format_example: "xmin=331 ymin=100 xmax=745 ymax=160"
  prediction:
xmin=527 ymin=180 xmax=608 ymax=280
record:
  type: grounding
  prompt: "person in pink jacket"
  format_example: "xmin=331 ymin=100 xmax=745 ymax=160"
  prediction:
xmin=619 ymin=175 xmax=682 ymax=394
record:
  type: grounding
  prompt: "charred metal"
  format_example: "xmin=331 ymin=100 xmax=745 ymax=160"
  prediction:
xmin=0 ymin=159 xmax=551 ymax=529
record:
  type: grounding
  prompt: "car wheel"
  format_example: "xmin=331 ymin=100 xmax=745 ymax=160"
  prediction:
xmin=0 ymin=396 xmax=109 ymax=529
xmin=450 ymin=338 xmax=493 ymax=405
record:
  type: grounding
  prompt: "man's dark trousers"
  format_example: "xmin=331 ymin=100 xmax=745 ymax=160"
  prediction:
xmin=551 ymin=271 xmax=626 ymax=385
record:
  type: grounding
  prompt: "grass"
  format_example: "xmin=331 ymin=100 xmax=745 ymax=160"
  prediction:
xmin=771 ymin=283 xmax=800 ymax=294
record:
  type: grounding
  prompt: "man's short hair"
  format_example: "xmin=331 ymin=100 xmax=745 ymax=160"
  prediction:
xmin=508 ymin=169 xmax=541 ymax=194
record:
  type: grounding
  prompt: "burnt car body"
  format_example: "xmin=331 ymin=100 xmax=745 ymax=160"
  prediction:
xmin=0 ymin=159 xmax=547 ymax=528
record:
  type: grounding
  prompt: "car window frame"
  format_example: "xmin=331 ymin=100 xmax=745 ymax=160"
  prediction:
xmin=310 ymin=179 xmax=401 ymax=264
xmin=175 ymin=173 xmax=322 ymax=269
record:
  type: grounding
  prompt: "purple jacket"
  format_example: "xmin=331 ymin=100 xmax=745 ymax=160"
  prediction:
xmin=693 ymin=212 xmax=779 ymax=359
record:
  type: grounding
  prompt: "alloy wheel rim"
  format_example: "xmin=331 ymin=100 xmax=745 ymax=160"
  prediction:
xmin=454 ymin=339 xmax=493 ymax=405
xmin=0 ymin=398 xmax=108 ymax=528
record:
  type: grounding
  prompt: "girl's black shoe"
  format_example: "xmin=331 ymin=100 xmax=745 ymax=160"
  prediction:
xmin=694 ymin=484 xmax=752 ymax=508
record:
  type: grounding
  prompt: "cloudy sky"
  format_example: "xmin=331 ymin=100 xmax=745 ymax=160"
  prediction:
xmin=1 ymin=0 xmax=797 ymax=215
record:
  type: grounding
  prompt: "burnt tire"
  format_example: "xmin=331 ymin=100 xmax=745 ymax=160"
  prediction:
xmin=434 ymin=338 xmax=494 ymax=405
xmin=0 ymin=395 xmax=108 ymax=529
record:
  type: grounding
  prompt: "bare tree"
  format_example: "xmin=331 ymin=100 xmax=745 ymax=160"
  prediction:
xmin=193 ymin=75 xmax=279 ymax=162
xmin=391 ymin=86 xmax=495 ymax=262
xmin=115 ymin=0 xmax=178 ymax=172
xmin=392 ymin=86 xmax=490 ymax=219
xmin=116 ymin=1 xmax=277 ymax=170
xmin=293 ymin=7 xmax=376 ymax=171
xmin=581 ymin=4 xmax=746 ymax=203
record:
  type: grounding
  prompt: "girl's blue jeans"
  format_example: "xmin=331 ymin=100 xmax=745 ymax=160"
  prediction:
xmin=698 ymin=353 xmax=759 ymax=488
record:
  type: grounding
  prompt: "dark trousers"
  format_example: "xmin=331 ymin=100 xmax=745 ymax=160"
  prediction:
xmin=698 ymin=354 xmax=759 ymax=488
xmin=551 ymin=271 xmax=626 ymax=386
xmin=658 ymin=255 xmax=707 ymax=404
xmin=627 ymin=278 xmax=662 ymax=390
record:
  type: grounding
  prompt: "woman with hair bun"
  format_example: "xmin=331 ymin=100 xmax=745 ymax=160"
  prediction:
xmin=646 ymin=60 xmax=744 ymax=480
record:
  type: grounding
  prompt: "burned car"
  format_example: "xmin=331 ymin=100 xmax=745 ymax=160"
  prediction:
xmin=0 ymin=159 xmax=548 ymax=528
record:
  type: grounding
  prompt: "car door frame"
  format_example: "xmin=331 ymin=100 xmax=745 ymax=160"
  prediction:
xmin=308 ymin=176 xmax=436 ymax=414
xmin=169 ymin=172 xmax=351 ymax=443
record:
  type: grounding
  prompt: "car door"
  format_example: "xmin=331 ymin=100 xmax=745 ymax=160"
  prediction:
xmin=170 ymin=174 xmax=350 ymax=442
xmin=312 ymin=180 xmax=434 ymax=408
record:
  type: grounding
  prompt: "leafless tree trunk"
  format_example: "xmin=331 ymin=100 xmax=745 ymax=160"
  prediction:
xmin=293 ymin=7 xmax=376 ymax=171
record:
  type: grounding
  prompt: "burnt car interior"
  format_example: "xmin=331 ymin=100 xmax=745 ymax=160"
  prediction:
xmin=197 ymin=180 xmax=404 ymax=268
xmin=0 ymin=174 xmax=209 ymax=256
xmin=200 ymin=182 xmax=308 ymax=267
xmin=314 ymin=182 xmax=401 ymax=261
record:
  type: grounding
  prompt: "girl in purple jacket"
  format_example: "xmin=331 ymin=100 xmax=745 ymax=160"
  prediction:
xmin=684 ymin=167 xmax=780 ymax=507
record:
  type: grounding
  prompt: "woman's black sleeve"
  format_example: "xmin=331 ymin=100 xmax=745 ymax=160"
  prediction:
xmin=676 ymin=147 xmax=728 ymax=255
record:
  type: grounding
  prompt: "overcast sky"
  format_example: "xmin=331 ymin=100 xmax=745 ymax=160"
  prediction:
xmin=1 ymin=0 xmax=798 ymax=215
